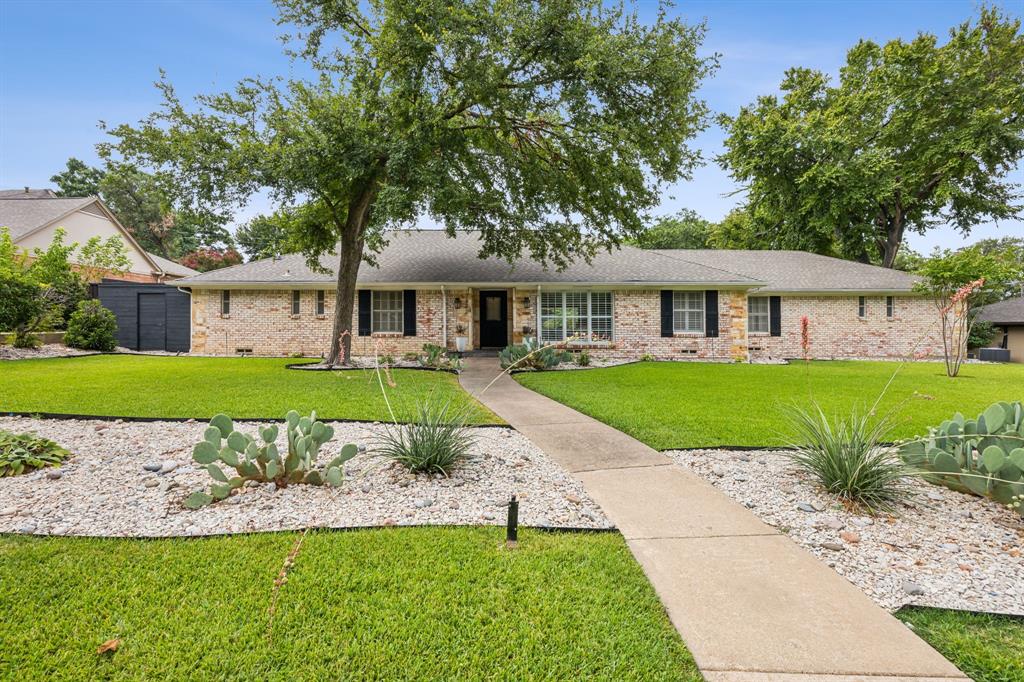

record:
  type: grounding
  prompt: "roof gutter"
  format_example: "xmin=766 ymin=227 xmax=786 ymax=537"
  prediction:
xmin=176 ymin=279 xmax=765 ymax=290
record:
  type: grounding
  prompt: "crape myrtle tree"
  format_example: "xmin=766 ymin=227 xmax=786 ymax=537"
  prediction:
xmin=102 ymin=0 xmax=717 ymax=364
xmin=718 ymin=7 xmax=1024 ymax=268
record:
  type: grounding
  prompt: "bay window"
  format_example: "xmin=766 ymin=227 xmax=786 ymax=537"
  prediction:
xmin=540 ymin=291 xmax=613 ymax=343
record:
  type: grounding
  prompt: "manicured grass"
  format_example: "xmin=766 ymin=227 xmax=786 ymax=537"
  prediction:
xmin=516 ymin=361 xmax=1024 ymax=449
xmin=0 ymin=355 xmax=500 ymax=423
xmin=0 ymin=528 xmax=699 ymax=680
xmin=896 ymin=607 xmax=1024 ymax=682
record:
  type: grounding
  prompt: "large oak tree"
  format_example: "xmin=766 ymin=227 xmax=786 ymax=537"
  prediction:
xmin=102 ymin=0 xmax=716 ymax=364
xmin=718 ymin=7 xmax=1024 ymax=268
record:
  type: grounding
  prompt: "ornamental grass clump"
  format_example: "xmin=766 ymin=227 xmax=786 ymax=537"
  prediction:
xmin=784 ymin=404 xmax=917 ymax=514
xmin=375 ymin=400 xmax=475 ymax=475
xmin=0 ymin=430 xmax=70 ymax=476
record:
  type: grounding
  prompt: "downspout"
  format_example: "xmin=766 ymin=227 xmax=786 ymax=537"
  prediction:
xmin=441 ymin=285 xmax=448 ymax=350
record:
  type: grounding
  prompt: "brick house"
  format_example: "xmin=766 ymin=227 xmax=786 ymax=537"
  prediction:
xmin=0 ymin=188 xmax=198 ymax=283
xmin=176 ymin=230 xmax=943 ymax=361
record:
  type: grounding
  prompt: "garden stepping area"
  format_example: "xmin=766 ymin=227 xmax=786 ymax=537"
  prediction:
xmin=0 ymin=417 xmax=609 ymax=537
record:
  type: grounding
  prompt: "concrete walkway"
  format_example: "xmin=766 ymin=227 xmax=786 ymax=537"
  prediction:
xmin=460 ymin=356 xmax=966 ymax=681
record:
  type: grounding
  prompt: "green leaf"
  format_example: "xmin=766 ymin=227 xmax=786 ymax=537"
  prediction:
xmin=325 ymin=466 xmax=343 ymax=487
xmin=207 ymin=464 xmax=229 ymax=482
xmin=211 ymin=483 xmax=231 ymax=500
xmin=192 ymin=441 xmax=219 ymax=465
xmin=210 ymin=414 xmax=233 ymax=439
xmin=981 ymin=446 xmax=1006 ymax=473
xmin=226 ymin=430 xmax=247 ymax=453
xmin=219 ymin=447 xmax=240 ymax=468
xmin=982 ymin=404 xmax=1006 ymax=432
xmin=1009 ymin=448 xmax=1024 ymax=470
xmin=261 ymin=425 xmax=278 ymax=443
xmin=265 ymin=460 xmax=279 ymax=479
xmin=931 ymin=451 xmax=961 ymax=474
xmin=184 ymin=491 xmax=213 ymax=509
xmin=203 ymin=426 xmax=222 ymax=446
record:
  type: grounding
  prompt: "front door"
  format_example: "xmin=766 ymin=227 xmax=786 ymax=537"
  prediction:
xmin=137 ymin=293 xmax=167 ymax=351
xmin=478 ymin=290 xmax=508 ymax=348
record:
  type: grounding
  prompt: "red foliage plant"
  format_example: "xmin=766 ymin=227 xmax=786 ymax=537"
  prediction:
xmin=179 ymin=248 xmax=244 ymax=273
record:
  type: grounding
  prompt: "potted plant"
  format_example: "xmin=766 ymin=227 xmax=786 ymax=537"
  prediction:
xmin=454 ymin=324 xmax=469 ymax=353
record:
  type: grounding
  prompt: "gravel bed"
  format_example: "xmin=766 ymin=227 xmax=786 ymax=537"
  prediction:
xmin=0 ymin=417 xmax=610 ymax=537
xmin=0 ymin=344 xmax=98 ymax=360
xmin=668 ymin=448 xmax=1024 ymax=615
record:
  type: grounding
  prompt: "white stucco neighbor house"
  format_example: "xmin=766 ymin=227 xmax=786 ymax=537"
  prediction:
xmin=0 ymin=188 xmax=197 ymax=282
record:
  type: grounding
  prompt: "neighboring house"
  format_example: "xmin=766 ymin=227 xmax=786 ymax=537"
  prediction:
xmin=0 ymin=188 xmax=198 ymax=282
xmin=976 ymin=297 xmax=1024 ymax=363
xmin=176 ymin=230 xmax=943 ymax=360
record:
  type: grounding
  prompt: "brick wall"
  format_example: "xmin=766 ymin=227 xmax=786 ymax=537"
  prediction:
xmin=189 ymin=287 xmax=943 ymax=360
xmin=746 ymin=295 xmax=943 ymax=360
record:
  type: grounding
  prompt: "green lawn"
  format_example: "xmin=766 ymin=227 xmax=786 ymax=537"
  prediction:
xmin=0 ymin=355 xmax=500 ymax=423
xmin=516 ymin=361 xmax=1024 ymax=449
xmin=0 ymin=527 xmax=699 ymax=680
xmin=896 ymin=607 xmax=1024 ymax=682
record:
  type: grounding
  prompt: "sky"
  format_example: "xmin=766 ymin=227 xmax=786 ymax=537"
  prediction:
xmin=1 ymin=0 xmax=1022 ymax=255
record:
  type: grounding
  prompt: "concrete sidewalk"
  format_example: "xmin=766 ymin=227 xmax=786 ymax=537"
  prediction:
xmin=460 ymin=356 xmax=966 ymax=681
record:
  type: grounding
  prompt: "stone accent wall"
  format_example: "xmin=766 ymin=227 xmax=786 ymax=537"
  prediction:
xmin=747 ymin=295 xmax=943 ymax=360
xmin=188 ymin=287 xmax=943 ymax=361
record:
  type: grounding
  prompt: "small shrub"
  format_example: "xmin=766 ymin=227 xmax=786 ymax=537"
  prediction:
xmin=498 ymin=338 xmax=567 ymax=370
xmin=374 ymin=400 xmax=475 ymax=474
xmin=185 ymin=411 xmax=357 ymax=509
xmin=379 ymin=354 xmax=395 ymax=366
xmin=575 ymin=350 xmax=591 ymax=367
xmin=402 ymin=351 xmax=419 ymax=362
xmin=64 ymin=300 xmax=118 ymax=351
xmin=289 ymin=351 xmax=305 ymax=358
xmin=0 ymin=430 xmax=70 ymax=476
xmin=639 ymin=353 xmax=655 ymax=362
xmin=12 ymin=329 xmax=42 ymax=349
xmin=418 ymin=343 xmax=461 ymax=370
xmin=784 ymin=404 xmax=917 ymax=514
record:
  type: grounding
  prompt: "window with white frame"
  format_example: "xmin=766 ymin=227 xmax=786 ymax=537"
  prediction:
xmin=673 ymin=291 xmax=704 ymax=333
xmin=220 ymin=290 xmax=231 ymax=316
xmin=371 ymin=290 xmax=403 ymax=333
xmin=539 ymin=291 xmax=613 ymax=343
xmin=748 ymin=296 xmax=770 ymax=333
xmin=316 ymin=290 xmax=326 ymax=316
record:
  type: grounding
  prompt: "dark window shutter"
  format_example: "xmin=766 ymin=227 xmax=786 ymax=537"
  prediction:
xmin=660 ymin=290 xmax=673 ymax=337
xmin=403 ymin=289 xmax=416 ymax=336
xmin=769 ymin=296 xmax=782 ymax=337
xmin=358 ymin=290 xmax=371 ymax=336
xmin=704 ymin=290 xmax=719 ymax=337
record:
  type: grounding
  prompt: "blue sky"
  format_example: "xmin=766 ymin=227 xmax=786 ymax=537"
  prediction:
xmin=1 ymin=0 xmax=1021 ymax=253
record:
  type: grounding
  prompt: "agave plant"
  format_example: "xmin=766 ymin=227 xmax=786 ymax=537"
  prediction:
xmin=184 ymin=410 xmax=357 ymax=509
xmin=784 ymin=404 xmax=917 ymax=514
xmin=374 ymin=400 xmax=476 ymax=475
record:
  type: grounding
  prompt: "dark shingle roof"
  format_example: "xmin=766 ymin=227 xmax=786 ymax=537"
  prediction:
xmin=147 ymin=252 xmax=200 ymax=278
xmin=0 ymin=188 xmax=58 ymax=199
xmin=0 ymin=195 xmax=97 ymax=240
xmin=653 ymin=249 xmax=921 ymax=293
xmin=177 ymin=230 xmax=761 ymax=287
xmin=976 ymin=297 xmax=1024 ymax=325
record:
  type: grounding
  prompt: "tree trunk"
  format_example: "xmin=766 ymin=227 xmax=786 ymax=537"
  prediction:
xmin=878 ymin=206 xmax=904 ymax=269
xmin=325 ymin=182 xmax=378 ymax=366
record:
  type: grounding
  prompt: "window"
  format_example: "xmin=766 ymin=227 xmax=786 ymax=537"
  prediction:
xmin=858 ymin=296 xmax=866 ymax=318
xmin=673 ymin=291 xmax=704 ymax=333
xmin=316 ymin=290 xmax=325 ymax=316
xmin=371 ymin=290 xmax=403 ymax=333
xmin=291 ymin=290 xmax=301 ymax=316
xmin=886 ymin=296 xmax=894 ymax=318
xmin=748 ymin=297 xmax=770 ymax=333
xmin=220 ymin=290 xmax=231 ymax=316
xmin=540 ymin=291 xmax=613 ymax=343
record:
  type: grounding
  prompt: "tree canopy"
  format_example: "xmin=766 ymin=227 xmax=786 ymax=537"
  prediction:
xmin=718 ymin=7 xmax=1024 ymax=267
xmin=50 ymin=158 xmax=233 ymax=259
xmin=628 ymin=209 xmax=712 ymax=249
xmin=103 ymin=0 xmax=717 ymax=363
xmin=235 ymin=209 xmax=300 ymax=261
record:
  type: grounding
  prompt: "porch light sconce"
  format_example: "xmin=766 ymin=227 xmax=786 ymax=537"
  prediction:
xmin=522 ymin=325 xmax=534 ymax=335
xmin=453 ymin=297 xmax=462 ymax=308
xmin=522 ymin=296 xmax=531 ymax=307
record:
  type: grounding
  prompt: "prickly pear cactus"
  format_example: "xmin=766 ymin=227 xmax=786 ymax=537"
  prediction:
xmin=898 ymin=401 xmax=1024 ymax=516
xmin=184 ymin=410 xmax=358 ymax=509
